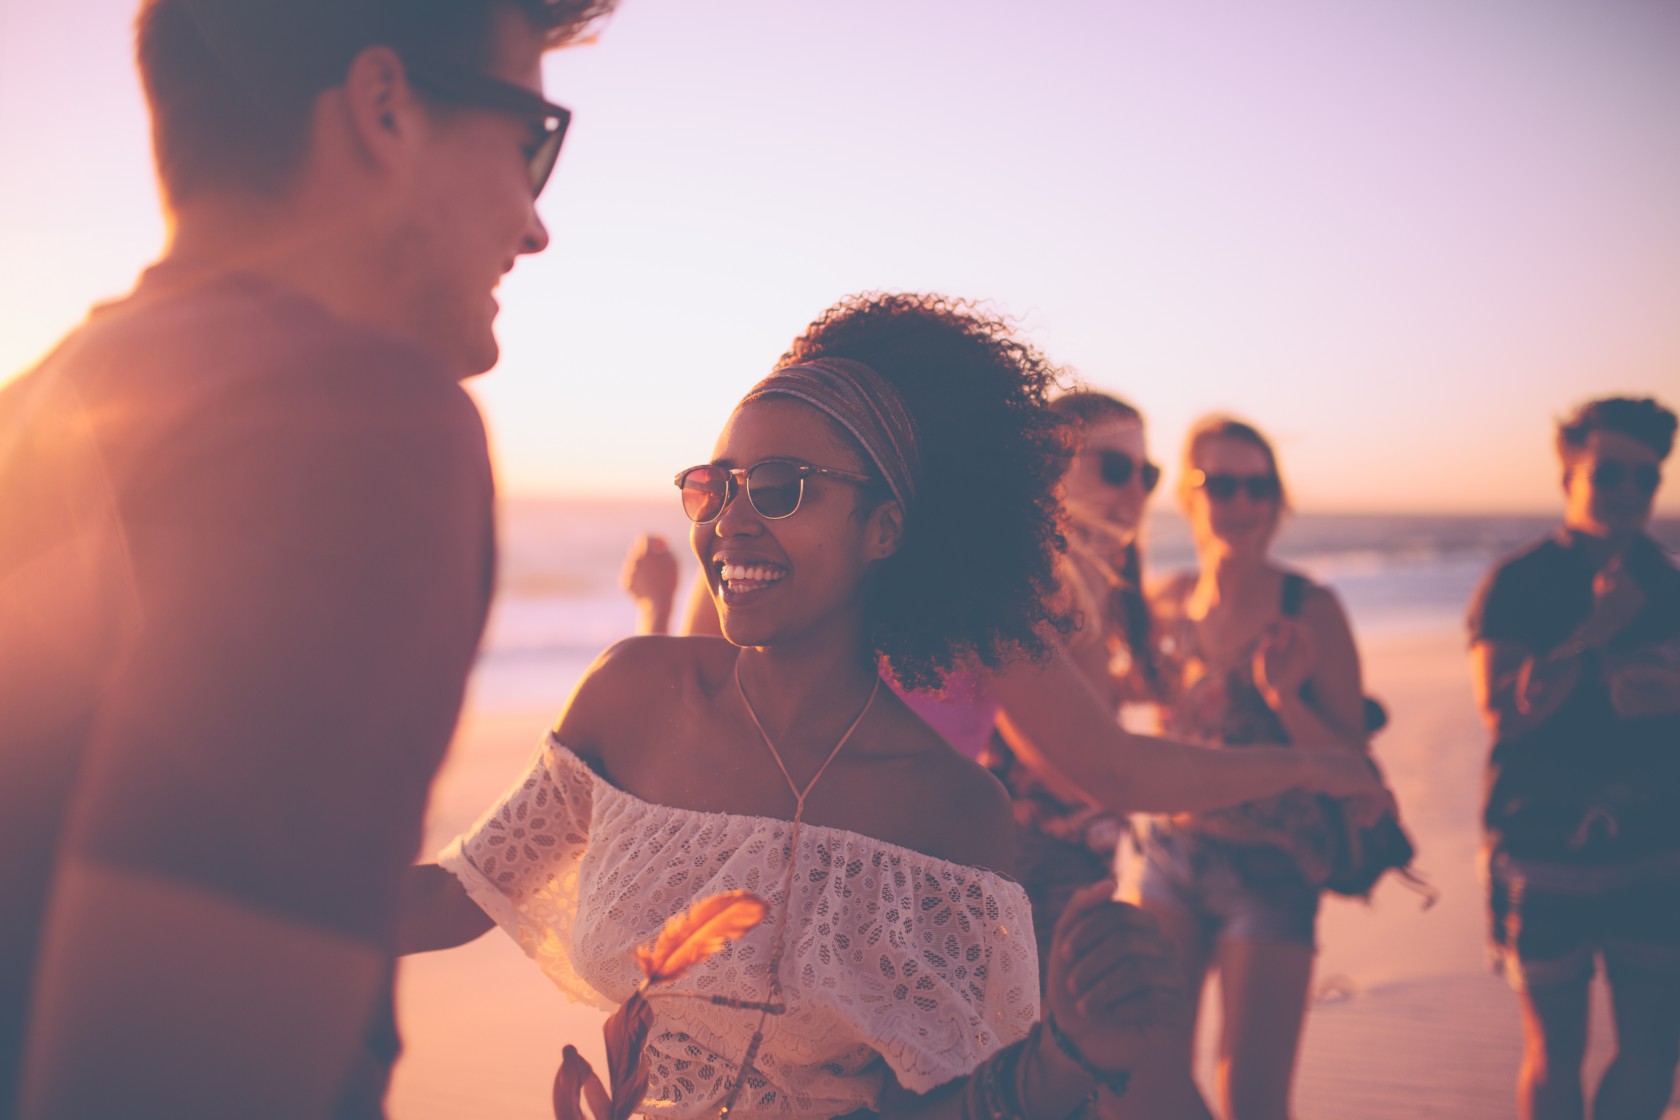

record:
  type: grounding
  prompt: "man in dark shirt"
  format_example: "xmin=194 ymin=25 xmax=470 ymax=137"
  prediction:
xmin=0 ymin=1 xmax=614 ymax=1115
xmin=1468 ymin=396 xmax=1680 ymax=1120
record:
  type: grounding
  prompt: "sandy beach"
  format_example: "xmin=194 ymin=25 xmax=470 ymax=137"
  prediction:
xmin=387 ymin=624 xmax=1680 ymax=1119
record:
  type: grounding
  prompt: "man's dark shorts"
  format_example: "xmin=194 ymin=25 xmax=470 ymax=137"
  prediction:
xmin=1485 ymin=848 xmax=1680 ymax=992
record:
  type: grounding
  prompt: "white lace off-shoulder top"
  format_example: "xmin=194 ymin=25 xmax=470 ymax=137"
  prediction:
xmin=439 ymin=735 xmax=1040 ymax=1120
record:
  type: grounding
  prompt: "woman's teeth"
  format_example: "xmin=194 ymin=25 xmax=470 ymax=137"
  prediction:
xmin=720 ymin=563 xmax=786 ymax=585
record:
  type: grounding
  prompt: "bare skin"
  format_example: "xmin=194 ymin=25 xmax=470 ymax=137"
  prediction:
xmin=402 ymin=398 xmax=1189 ymax=1120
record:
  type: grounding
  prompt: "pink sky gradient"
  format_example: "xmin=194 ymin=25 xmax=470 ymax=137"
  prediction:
xmin=3 ymin=0 xmax=1677 ymax=511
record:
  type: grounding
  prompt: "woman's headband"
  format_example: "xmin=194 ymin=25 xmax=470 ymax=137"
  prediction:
xmin=742 ymin=357 xmax=921 ymax=512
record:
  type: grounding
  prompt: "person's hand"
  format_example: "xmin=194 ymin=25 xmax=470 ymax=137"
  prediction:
xmin=1577 ymin=557 xmax=1647 ymax=649
xmin=1254 ymin=618 xmax=1317 ymax=709
xmin=1515 ymin=654 xmax=1583 ymax=719
xmin=1044 ymin=880 xmax=1182 ymax=1074
xmin=1302 ymin=752 xmax=1392 ymax=825
xmin=621 ymin=535 xmax=679 ymax=635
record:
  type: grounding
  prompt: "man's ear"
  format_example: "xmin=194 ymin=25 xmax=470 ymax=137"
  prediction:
xmin=339 ymin=44 xmax=418 ymax=175
xmin=865 ymin=501 xmax=905 ymax=562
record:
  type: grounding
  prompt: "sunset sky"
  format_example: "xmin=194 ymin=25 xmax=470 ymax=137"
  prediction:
xmin=3 ymin=0 xmax=1677 ymax=512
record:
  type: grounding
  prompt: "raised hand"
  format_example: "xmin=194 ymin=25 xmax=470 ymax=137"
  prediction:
xmin=620 ymin=534 xmax=679 ymax=634
xmin=1578 ymin=556 xmax=1647 ymax=648
xmin=1253 ymin=617 xmax=1318 ymax=710
xmin=1044 ymin=880 xmax=1183 ymax=1074
xmin=1515 ymin=653 xmax=1583 ymax=719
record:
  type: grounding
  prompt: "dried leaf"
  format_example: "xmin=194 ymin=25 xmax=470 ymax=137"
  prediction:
xmin=634 ymin=890 xmax=768 ymax=986
xmin=604 ymin=989 xmax=655 ymax=1120
xmin=554 ymin=1045 xmax=612 ymax=1120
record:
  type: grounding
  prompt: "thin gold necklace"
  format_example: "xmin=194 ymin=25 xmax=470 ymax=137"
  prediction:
xmin=715 ymin=659 xmax=881 ymax=1118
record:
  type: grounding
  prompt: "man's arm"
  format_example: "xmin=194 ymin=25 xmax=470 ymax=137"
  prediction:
xmin=22 ymin=865 xmax=391 ymax=1119
xmin=21 ymin=365 xmax=492 ymax=1118
xmin=1469 ymin=637 xmax=1572 ymax=739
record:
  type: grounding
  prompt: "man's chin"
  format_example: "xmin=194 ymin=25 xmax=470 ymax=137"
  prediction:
xmin=452 ymin=332 xmax=501 ymax=380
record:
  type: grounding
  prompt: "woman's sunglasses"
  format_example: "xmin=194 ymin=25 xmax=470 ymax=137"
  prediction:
xmin=1587 ymin=460 xmax=1661 ymax=497
xmin=675 ymin=459 xmax=876 ymax=524
xmin=1095 ymin=450 xmax=1161 ymax=493
xmin=1190 ymin=470 xmax=1281 ymax=503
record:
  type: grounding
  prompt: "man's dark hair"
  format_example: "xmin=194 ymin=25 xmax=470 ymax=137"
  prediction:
xmin=1556 ymin=396 xmax=1677 ymax=461
xmin=136 ymin=0 xmax=614 ymax=204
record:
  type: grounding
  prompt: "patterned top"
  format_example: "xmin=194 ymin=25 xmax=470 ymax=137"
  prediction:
xmin=1152 ymin=589 xmax=1336 ymax=882
xmin=440 ymin=738 xmax=1040 ymax=1119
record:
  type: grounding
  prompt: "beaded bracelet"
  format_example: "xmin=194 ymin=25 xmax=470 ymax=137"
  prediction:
xmin=1044 ymin=1013 xmax=1132 ymax=1098
xmin=963 ymin=1037 xmax=1027 ymax=1120
xmin=1018 ymin=1022 xmax=1097 ymax=1120
xmin=962 ymin=1027 xmax=1095 ymax=1120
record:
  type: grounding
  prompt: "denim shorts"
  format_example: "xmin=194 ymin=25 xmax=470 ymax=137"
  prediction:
xmin=1485 ymin=849 xmax=1680 ymax=993
xmin=1134 ymin=825 xmax=1320 ymax=949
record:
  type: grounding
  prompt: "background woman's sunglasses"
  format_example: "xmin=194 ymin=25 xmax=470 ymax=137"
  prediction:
xmin=1096 ymin=450 xmax=1161 ymax=493
xmin=1190 ymin=470 xmax=1281 ymax=503
xmin=675 ymin=459 xmax=876 ymax=524
xmin=1588 ymin=460 xmax=1661 ymax=497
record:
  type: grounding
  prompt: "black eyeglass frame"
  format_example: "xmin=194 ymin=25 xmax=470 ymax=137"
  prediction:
xmin=403 ymin=59 xmax=571 ymax=197
xmin=675 ymin=459 xmax=878 ymax=524
xmin=1188 ymin=469 xmax=1282 ymax=503
xmin=1094 ymin=449 xmax=1162 ymax=494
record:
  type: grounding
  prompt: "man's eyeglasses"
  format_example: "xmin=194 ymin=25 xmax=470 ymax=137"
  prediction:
xmin=1094 ymin=450 xmax=1161 ymax=494
xmin=1189 ymin=470 xmax=1281 ymax=503
xmin=676 ymin=459 xmax=877 ymax=524
xmin=1586 ymin=459 xmax=1661 ymax=497
xmin=404 ymin=61 xmax=571 ymax=197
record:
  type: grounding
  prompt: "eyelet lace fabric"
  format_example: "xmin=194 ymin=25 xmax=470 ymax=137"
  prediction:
xmin=439 ymin=736 xmax=1039 ymax=1119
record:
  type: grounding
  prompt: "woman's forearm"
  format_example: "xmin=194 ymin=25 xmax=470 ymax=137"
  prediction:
xmin=874 ymin=1028 xmax=1099 ymax=1120
xmin=991 ymin=650 xmax=1325 ymax=815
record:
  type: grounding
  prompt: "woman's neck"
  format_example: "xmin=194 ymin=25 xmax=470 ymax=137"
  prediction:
xmin=1190 ymin=551 xmax=1270 ymax=617
xmin=731 ymin=639 xmax=880 ymax=751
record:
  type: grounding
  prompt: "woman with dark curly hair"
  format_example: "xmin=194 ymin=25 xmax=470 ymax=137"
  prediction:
xmin=397 ymin=292 xmax=1183 ymax=1120
xmin=624 ymin=307 xmax=1384 ymax=987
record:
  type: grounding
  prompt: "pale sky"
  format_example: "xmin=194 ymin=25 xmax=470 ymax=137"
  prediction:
xmin=3 ymin=0 xmax=1677 ymax=512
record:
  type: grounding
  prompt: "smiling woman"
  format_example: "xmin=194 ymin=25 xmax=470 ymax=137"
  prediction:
xmin=398 ymin=292 xmax=1183 ymax=1120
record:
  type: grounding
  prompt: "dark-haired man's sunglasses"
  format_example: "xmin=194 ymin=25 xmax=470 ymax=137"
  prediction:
xmin=1588 ymin=459 xmax=1661 ymax=497
xmin=404 ymin=61 xmax=570 ymax=197
xmin=1095 ymin=450 xmax=1161 ymax=493
xmin=676 ymin=459 xmax=877 ymax=524
xmin=1190 ymin=470 xmax=1281 ymax=503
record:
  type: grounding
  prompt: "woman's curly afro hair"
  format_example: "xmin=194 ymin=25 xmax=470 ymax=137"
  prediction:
xmin=777 ymin=292 xmax=1072 ymax=690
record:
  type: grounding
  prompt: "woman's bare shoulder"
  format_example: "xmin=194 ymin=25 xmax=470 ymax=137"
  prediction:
xmin=1147 ymin=570 xmax=1197 ymax=613
xmin=1283 ymin=573 xmax=1356 ymax=636
xmin=554 ymin=636 xmax=736 ymax=764
xmin=917 ymin=749 xmax=1017 ymax=875
xmin=858 ymin=706 xmax=1017 ymax=875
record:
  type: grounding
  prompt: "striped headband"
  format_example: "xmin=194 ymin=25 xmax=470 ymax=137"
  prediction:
xmin=742 ymin=357 xmax=921 ymax=512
